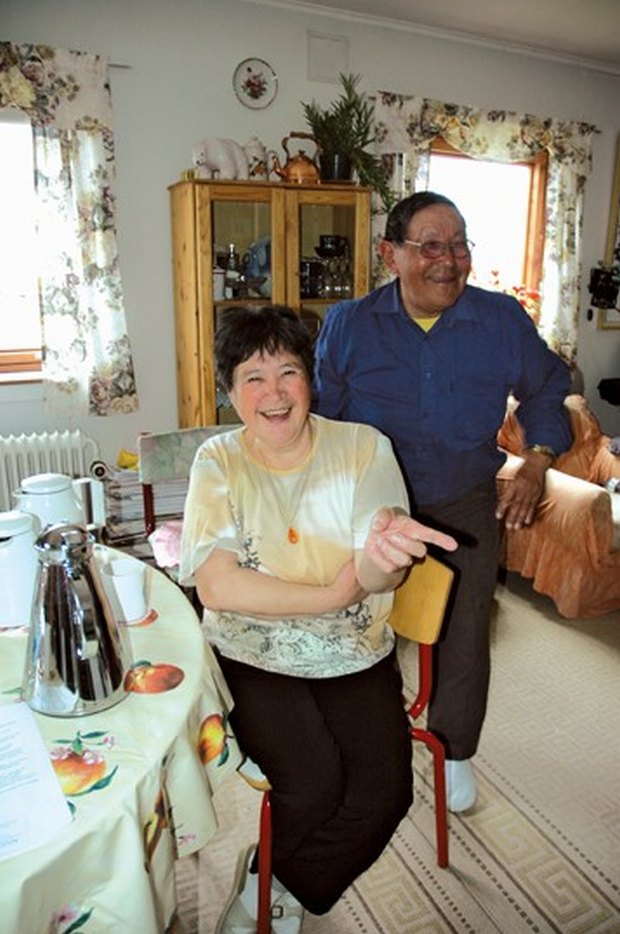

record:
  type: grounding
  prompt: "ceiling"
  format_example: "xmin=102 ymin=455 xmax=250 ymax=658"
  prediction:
xmin=265 ymin=0 xmax=620 ymax=75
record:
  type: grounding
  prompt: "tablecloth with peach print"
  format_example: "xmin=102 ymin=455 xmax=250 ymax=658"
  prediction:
xmin=0 ymin=553 xmax=243 ymax=933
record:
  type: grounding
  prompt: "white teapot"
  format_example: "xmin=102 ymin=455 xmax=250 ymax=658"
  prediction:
xmin=0 ymin=510 xmax=38 ymax=628
xmin=243 ymin=136 xmax=275 ymax=179
xmin=13 ymin=472 xmax=106 ymax=532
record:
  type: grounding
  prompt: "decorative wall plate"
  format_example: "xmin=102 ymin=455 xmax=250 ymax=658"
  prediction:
xmin=233 ymin=58 xmax=278 ymax=109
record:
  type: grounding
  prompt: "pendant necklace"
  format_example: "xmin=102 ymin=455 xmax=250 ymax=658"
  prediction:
xmin=254 ymin=427 xmax=313 ymax=544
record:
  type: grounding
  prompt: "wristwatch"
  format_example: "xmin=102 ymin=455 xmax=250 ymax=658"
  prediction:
xmin=527 ymin=443 xmax=557 ymax=461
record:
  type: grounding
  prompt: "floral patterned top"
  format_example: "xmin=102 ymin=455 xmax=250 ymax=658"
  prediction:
xmin=180 ymin=415 xmax=410 ymax=678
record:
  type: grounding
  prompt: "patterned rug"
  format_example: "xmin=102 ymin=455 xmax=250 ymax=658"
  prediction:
xmin=175 ymin=572 xmax=620 ymax=933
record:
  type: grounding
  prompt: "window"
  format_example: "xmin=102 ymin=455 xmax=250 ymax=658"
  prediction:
xmin=428 ymin=139 xmax=546 ymax=307
xmin=0 ymin=110 xmax=42 ymax=379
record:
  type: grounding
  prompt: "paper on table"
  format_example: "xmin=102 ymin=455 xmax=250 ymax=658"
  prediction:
xmin=0 ymin=702 xmax=72 ymax=861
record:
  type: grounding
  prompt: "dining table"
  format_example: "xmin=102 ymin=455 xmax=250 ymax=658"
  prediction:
xmin=0 ymin=547 xmax=243 ymax=933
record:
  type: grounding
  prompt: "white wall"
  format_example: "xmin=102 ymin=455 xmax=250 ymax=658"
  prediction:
xmin=2 ymin=0 xmax=620 ymax=464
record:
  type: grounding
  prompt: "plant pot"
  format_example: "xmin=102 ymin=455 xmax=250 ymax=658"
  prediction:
xmin=319 ymin=153 xmax=353 ymax=182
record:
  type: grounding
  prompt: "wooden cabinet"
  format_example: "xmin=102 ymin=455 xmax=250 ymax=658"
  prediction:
xmin=169 ymin=178 xmax=371 ymax=427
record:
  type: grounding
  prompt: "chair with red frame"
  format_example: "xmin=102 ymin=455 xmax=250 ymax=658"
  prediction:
xmin=237 ymin=552 xmax=455 ymax=933
xmin=390 ymin=553 xmax=455 ymax=869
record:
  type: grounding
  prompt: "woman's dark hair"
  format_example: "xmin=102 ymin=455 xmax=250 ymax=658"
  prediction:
xmin=384 ymin=191 xmax=466 ymax=243
xmin=215 ymin=304 xmax=315 ymax=391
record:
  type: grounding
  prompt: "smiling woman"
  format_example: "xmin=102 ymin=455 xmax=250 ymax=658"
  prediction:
xmin=178 ymin=303 xmax=457 ymax=932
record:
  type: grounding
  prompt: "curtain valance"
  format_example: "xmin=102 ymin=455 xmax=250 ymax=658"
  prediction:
xmin=374 ymin=92 xmax=596 ymax=174
xmin=0 ymin=42 xmax=112 ymax=131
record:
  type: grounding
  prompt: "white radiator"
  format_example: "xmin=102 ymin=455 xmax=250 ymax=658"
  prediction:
xmin=0 ymin=430 xmax=101 ymax=512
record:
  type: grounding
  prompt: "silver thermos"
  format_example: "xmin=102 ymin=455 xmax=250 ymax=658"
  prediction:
xmin=22 ymin=524 xmax=133 ymax=717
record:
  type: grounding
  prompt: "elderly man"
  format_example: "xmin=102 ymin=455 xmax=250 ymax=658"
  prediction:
xmin=314 ymin=191 xmax=572 ymax=811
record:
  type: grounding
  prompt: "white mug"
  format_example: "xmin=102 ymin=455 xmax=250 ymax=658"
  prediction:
xmin=101 ymin=557 xmax=149 ymax=624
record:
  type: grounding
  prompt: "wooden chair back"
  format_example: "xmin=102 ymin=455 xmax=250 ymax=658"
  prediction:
xmin=389 ymin=555 xmax=455 ymax=645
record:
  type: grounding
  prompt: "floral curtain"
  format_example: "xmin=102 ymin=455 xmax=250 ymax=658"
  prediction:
xmin=372 ymin=92 xmax=597 ymax=365
xmin=0 ymin=42 xmax=138 ymax=415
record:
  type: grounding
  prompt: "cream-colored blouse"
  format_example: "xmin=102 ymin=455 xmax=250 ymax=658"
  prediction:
xmin=180 ymin=414 xmax=410 ymax=678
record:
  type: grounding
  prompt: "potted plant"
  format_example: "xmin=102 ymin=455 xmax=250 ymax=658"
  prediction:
xmin=301 ymin=73 xmax=394 ymax=211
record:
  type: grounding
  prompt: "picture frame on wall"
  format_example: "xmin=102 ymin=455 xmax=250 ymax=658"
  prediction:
xmin=598 ymin=136 xmax=620 ymax=330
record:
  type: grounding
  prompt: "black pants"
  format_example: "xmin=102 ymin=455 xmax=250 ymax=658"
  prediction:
xmin=217 ymin=650 xmax=413 ymax=915
xmin=418 ymin=482 xmax=501 ymax=760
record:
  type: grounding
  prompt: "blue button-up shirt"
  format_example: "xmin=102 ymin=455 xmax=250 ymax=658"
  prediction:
xmin=314 ymin=281 xmax=572 ymax=507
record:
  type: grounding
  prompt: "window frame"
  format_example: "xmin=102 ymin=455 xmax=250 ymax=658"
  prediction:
xmin=430 ymin=138 xmax=548 ymax=291
xmin=0 ymin=109 xmax=42 ymax=381
xmin=0 ymin=349 xmax=42 ymax=381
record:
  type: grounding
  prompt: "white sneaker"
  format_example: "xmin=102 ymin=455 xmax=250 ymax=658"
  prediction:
xmin=216 ymin=845 xmax=258 ymax=933
xmin=216 ymin=845 xmax=305 ymax=933
xmin=445 ymin=758 xmax=477 ymax=812
xmin=270 ymin=887 xmax=305 ymax=933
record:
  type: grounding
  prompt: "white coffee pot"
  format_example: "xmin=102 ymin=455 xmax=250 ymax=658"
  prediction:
xmin=13 ymin=472 xmax=106 ymax=532
xmin=0 ymin=510 xmax=38 ymax=628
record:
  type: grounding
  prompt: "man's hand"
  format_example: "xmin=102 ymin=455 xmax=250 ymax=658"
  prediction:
xmin=496 ymin=451 xmax=550 ymax=529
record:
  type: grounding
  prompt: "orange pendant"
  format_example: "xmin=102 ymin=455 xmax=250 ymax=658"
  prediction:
xmin=288 ymin=527 xmax=299 ymax=544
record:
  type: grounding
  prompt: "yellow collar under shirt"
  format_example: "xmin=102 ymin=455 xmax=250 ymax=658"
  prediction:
xmin=413 ymin=315 xmax=440 ymax=331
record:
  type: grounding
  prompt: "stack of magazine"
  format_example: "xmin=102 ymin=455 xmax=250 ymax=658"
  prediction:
xmin=103 ymin=466 xmax=189 ymax=557
xmin=103 ymin=467 xmax=146 ymax=548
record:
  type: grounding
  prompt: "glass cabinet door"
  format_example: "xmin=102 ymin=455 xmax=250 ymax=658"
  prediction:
xmin=195 ymin=184 xmax=280 ymax=424
xmin=286 ymin=187 xmax=371 ymax=338
xmin=210 ymin=191 xmax=274 ymax=305
xmin=170 ymin=180 xmax=370 ymax=428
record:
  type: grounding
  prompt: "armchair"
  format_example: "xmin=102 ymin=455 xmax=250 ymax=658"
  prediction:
xmin=497 ymin=394 xmax=620 ymax=619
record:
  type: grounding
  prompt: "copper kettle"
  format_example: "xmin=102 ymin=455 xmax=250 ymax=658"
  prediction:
xmin=271 ymin=132 xmax=320 ymax=184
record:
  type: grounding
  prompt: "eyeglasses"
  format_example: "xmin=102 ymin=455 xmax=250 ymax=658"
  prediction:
xmin=403 ymin=238 xmax=474 ymax=260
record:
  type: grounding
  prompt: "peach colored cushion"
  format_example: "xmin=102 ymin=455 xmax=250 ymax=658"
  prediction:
xmin=497 ymin=394 xmax=619 ymax=484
